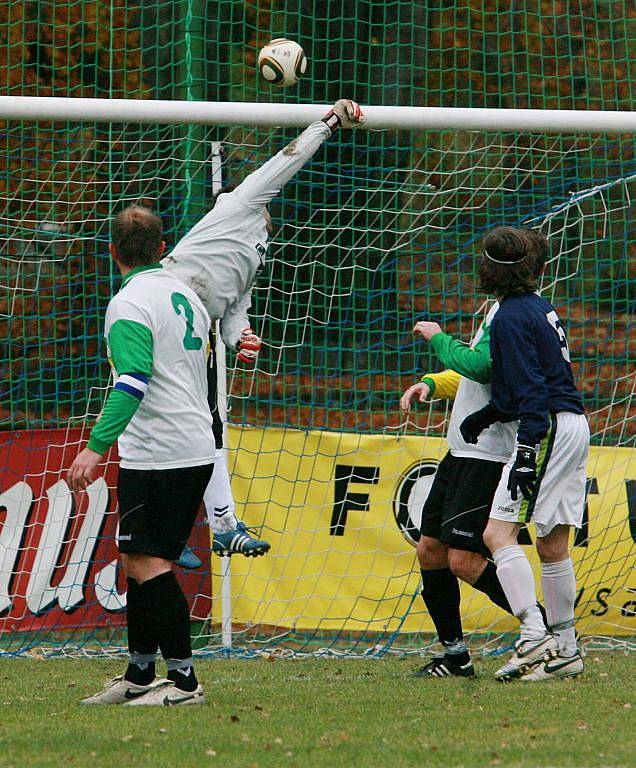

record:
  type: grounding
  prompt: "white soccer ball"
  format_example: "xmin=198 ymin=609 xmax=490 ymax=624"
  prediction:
xmin=258 ymin=38 xmax=307 ymax=87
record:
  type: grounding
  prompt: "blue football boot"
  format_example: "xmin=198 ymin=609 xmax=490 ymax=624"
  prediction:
xmin=212 ymin=521 xmax=271 ymax=557
xmin=174 ymin=545 xmax=203 ymax=570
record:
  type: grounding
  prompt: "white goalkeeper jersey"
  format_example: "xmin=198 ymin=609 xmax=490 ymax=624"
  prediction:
xmin=162 ymin=120 xmax=332 ymax=348
xmin=447 ymin=303 xmax=518 ymax=464
xmin=105 ymin=265 xmax=214 ymax=470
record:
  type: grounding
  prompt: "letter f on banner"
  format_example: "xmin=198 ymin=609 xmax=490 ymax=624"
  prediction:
xmin=330 ymin=465 xmax=379 ymax=536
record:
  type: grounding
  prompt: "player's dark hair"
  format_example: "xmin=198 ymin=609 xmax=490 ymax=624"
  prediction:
xmin=478 ymin=226 xmax=546 ymax=296
xmin=111 ymin=205 xmax=163 ymax=267
xmin=211 ymin=183 xmax=239 ymax=207
xmin=524 ymin=228 xmax=550 ymax=275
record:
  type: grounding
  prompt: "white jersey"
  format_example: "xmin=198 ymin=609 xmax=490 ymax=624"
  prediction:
xmin=447 ymin=303 xmax=517 ymax=464
xmin=105 ymin=266 xmax=214 ymax=470
xmin=162 ymin=120 xmax=332 ymax=348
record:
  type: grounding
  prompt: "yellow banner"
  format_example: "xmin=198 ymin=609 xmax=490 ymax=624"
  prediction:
xmin=213 ymin=427 xmax=636 ymax=638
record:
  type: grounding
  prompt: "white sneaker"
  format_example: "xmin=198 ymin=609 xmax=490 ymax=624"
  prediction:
xmin=80 ymin=675 xmax=160 ymax=705
xmin=522 ymin=650 xmax=584 ymax=681
xmin=495 ymin=634 xmax=559 ymax=681
xmin=124 ymin=680 xmax=205 ymax=706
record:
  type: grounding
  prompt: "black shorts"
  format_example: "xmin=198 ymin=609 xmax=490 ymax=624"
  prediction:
xmin=207 ymin=336 xmax=224 ymax=450
xmin=117 ymin=463 xmax=214 ymax=561
xmin=419 ymin=452 xmax=504 ymax=555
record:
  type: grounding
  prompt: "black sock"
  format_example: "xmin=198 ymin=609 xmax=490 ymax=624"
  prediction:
xmin=474 ymin=562 xmax=549 ymax=628
xmin=124 ymin=577 xmax=157 ymax=685
xmin=473 ymin=561 xmax=513 ymax=614
xmin=420 ymin=568 xmax=470 ymax=666
xmin=537 ymin=601 xmax=549 ymax=630
xmin=139 ymin=571 xmax=198 ymax=692
xmin=167 ymin=664 xmax=198 ymax=692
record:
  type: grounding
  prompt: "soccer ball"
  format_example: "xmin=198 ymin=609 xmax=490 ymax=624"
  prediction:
xmin=258 ymin=39 xmax=307 ymax=87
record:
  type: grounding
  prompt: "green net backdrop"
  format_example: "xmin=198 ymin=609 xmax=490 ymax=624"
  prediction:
xmin=0 ymin=2 xmax=634 ymax=656
xmin=1 ymin=1 xmax=634 ymax=438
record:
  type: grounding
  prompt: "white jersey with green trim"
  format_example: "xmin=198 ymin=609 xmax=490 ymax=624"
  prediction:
xmin=105 ymin=266 xmax=214 ymax=470
xmin=161 ymin=120 xmax=332 ymax=348
xmin=448 ymin=302 xmax=517 ymax=464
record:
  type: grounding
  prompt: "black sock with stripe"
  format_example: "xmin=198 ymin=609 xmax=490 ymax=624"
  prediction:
xmin=420 ymin=568 xmax=470 ymax=667
xmin=139 ymin=571 xmax=198 ymax=692
xmin=124 ymin=577 xmax=157 ymax=685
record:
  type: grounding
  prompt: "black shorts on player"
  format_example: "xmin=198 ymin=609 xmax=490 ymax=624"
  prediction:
xmin=207 ymin=332 xmax=224 ymax=451
xmin=117 ymin=464 xmax=214 ymax=561
xmin=419 ymin=451 xmax=504 ymax=555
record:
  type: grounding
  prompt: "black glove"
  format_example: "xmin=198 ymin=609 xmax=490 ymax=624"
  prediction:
xmin=507 ymin=446 xmax=537 ymax=501
xmin=460 ymin=403 xmax=502 ymax=444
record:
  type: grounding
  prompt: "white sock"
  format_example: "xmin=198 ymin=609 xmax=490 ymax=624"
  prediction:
xmin=541 ymin=558 xmax=577 ymax=656
xmin=204 ymin=452 xmax=239 ymax=534
xmin=493 ymin=545 xmax=545 ymax=641
xmin=211 ymin=505 xmax=239 ymax=534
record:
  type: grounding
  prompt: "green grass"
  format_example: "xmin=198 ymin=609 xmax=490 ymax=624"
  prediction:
xmin=0 ymin=654 xmax=633 ymax=768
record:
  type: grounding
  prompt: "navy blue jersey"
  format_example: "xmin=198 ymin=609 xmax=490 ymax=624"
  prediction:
xmin=489 ymin=292 xmax=584 ymax=446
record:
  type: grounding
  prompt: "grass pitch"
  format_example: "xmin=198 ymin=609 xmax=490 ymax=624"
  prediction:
xmin=0 ymin=654 xmax=633 ymax=768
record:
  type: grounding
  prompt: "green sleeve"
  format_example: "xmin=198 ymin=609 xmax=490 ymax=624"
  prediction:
xmin=429 ymin=325 xmax=492 ymax=384
xmin=87 ymin=389 xmax=141 ymax=454
xmin=86 ymin=318 xmax=154 ymax=455
xmin=108 ymin=319 xmax=154 ymax=375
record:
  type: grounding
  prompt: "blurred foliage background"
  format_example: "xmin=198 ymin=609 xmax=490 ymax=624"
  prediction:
xmin=0 ymin=1 xmax=634 ymax=443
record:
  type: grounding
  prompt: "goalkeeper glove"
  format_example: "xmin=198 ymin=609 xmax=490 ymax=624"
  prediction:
xmin=459 ymin=403 xmax=502 ymax=444
xmin=322 ymin=100 xmax=365 ymax=132
xmin=236 ymin=328 xmax=261 ymax=364
xmin=507 ymin=446 xmax=538 ymax=502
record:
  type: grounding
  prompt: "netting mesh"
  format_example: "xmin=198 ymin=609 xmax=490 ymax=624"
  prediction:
xmin=0 ymin=1 xmax=634 ymax=656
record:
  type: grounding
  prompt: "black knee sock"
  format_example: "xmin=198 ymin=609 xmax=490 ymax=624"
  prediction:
xmin=472 ymin=561 xmax=513 ymax=614
xmin=420 ymin=568 xmax=470 ymax=665
xmin=139 ymin=571 xmax=198 ymax=692
xmin=473 ymin=562 xmax=548 ymax=626
xmin=124 ymin=577 xmax=157 ymax=685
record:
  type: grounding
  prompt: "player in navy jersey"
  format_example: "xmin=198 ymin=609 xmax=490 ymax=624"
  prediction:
xmin=460 ymin=226 xmax=589 ymax=681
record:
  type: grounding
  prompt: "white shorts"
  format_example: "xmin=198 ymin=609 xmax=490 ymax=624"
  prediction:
xmin=490 ymin=412 xmax=589 ymax=538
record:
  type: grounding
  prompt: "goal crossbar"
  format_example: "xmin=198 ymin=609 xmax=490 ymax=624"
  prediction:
xmin=1 ymin=96 xmax=636 ymax=133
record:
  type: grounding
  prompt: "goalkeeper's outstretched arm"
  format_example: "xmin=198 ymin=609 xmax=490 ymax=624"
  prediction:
xmin=232 ymin=99 xmax=365 ymax=208
xmin=162 ymin=99 xmax=364 ymax=332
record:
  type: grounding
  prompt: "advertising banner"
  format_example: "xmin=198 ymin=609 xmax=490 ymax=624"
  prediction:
xmin=220 ymin=426 xmax=636 ymax=638
xmin=0 ymin=428 xmax=211 ymax=635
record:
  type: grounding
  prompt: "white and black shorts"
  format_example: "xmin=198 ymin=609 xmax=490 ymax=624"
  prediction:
xmin=490 ymin=412 xmax=589 ymax=538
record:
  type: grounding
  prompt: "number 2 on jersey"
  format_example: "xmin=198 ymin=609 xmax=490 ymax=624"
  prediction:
xmin=171 ymin=292 xmax=202 ymax=350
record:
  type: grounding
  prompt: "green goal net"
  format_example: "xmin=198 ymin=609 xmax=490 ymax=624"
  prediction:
xmin=0 ymin=1 xmax=634 ymax=657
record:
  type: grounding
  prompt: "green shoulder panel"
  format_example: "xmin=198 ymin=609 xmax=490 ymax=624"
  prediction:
xmin=108 ymin=319 xmax=154 ymax=376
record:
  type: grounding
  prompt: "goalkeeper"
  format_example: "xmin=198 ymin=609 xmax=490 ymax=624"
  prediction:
xmin=401 ymin=229 xmax=548 ymax=678
xmin=163 ymin=99 xmax=365 ymax=563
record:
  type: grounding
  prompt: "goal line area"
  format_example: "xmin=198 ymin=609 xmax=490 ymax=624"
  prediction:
xmin=0 ymin=102 xmax=634 ymax=657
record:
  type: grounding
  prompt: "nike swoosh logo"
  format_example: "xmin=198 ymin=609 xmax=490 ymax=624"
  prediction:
xmin=163 ymin=694 xmax=196 ymax=706
xmin=124 ymin=688 xmax=148 ymax=700
xmin=545 ymin=658 xmax=581 ymax=673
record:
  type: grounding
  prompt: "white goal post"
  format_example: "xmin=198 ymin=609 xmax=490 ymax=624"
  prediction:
xmin=1 ymin=96 xmax=636 ymax=133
